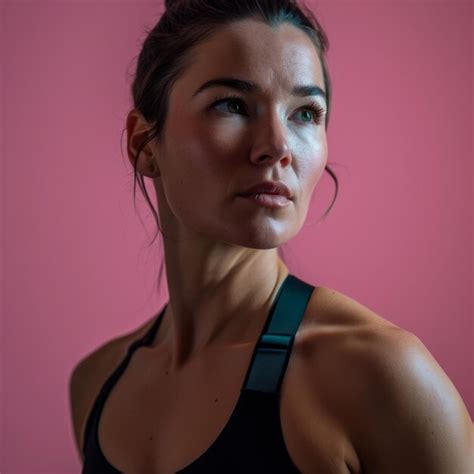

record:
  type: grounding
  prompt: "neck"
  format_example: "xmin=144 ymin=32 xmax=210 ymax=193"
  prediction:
xmin=155 ymin=248 xmax=289 ymax=371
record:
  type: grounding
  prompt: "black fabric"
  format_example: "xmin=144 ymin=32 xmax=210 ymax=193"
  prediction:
xmin=82 ymin=273 xmax=315 ymax=473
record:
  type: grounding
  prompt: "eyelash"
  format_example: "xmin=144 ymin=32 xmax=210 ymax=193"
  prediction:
xmin=209 ymin=93 xmax=326 ymax=124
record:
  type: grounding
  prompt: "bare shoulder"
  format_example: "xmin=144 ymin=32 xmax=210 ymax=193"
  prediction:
xmin=73 ymin=310 xmax=162 ymax=381
xmin=292 ymin=284 xmax=406 ymax=415
xmin=304 ymin=285 xmax=401 ymax=331
xmin=293 ymin=285 xmax=474 ymax=473
xmin=71 ymin=312 xmax=159 ymax=388
xmin=69 ymin=335 xmax=132 ymax=463
xmin=68 ymin=313 xmax=159 ymax=463
xmin=295 ymin=285 xmax=403 ymax=360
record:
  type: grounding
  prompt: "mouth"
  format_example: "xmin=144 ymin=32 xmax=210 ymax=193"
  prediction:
xmin=238 ymin=193 xmax=292 ymax=209
xmin=239 ymin=181 xmax=293 ymax=200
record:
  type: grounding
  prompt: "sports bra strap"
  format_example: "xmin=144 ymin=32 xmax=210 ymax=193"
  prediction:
xmin=242 ymin=274 xmax=314 ymax=394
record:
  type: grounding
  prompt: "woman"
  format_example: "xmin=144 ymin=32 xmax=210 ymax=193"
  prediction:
xmin=70 ymin=0 xmax=474 ymax=472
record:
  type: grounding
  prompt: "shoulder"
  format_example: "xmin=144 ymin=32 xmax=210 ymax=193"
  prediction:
xmin=294 ymin=286 xmax=474 ymax=473
xmin=68 ymin=312 xmax=159 ymax=462
xmin=291 ymin=284 xmax=403 ymax=425
xmin=68 ymin=335 xmax=128 ymax=463
xmin=70 ymin=312 xmax=158 ymax=385
xmin=73 ymin=311 xmax=161 ymax=379
xmin=352 ymin=327 xmax=474 ymax=472
xmin=294 ymin=285 xmax=402 ymax=365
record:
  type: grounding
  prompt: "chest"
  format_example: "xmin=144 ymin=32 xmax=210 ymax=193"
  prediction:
xmin=96 ymin=336 xmax=360 ymax=473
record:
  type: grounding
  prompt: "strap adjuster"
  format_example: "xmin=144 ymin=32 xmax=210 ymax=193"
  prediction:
xmin=260 ymin=333 xmax=293 ymax=351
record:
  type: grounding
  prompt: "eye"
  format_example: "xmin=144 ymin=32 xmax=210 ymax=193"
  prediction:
xmin=294 ymin=101 xmax=326 ymax=124
xmin=210 ymin=94 xmax=247 ymax=115
xmin=209 ymin=94 xmax=326 ymax=124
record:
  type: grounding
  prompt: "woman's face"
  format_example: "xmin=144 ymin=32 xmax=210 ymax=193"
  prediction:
xmin=151 ymin=18 xmax=328 ymax=249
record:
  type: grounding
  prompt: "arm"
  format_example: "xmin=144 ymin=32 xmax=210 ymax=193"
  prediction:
xmin=356 ymin=330 xmax=473 ymax=474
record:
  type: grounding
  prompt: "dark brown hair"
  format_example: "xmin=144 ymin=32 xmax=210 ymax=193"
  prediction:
xmin=122 ymin=0 xmax=339 ymax=295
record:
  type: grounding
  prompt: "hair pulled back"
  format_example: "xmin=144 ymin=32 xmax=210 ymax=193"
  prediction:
xmin=123 ymin=0 xmax=339 ymax=294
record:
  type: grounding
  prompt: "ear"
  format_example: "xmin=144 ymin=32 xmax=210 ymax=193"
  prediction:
xmin=126 ymin=108 xmax=160 ymax=178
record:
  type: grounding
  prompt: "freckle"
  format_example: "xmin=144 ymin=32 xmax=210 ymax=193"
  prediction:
xmin=214 ymin=398 xmax=218 ymax=402
xmin=149 ymin=436 xmax=154 ymax=441
xmin=165 ymin=370 xmax=169 ymax=375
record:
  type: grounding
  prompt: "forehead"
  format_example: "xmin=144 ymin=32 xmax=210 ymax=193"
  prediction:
xmin=172 ymin=18 xmax=325 ymax=100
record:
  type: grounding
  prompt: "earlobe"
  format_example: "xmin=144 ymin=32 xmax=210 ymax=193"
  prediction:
xmin=148 ymin=157 xmax=161 ymax=178
xmin=135 ymin=156 xmax=160 ymax=179
xmin=128 ymin=142 xmax=153 ymax=176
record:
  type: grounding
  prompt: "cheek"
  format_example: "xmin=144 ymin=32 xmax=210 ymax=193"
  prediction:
xmin=298 ymin=144 xmax=327 ymax=197
xmin=167 ymin=126 xmax=224 ymax=181
xmin=176 ymin=115 xmax=240 ymax=166
xmin=162 ymin=123 xmax=237 ymax=218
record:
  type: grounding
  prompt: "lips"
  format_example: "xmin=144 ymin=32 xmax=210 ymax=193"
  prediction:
xmin=239 ymin=181 xmax=292 ymax=199
xmin=240 ymin=193 xmax=291 ymax=209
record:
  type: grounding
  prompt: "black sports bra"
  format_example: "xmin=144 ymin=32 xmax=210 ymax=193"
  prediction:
xmin=82 ymin=273 xmax=315 ymax=473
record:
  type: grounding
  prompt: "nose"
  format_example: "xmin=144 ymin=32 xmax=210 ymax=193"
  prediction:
xmin=249 ymin=111 xmax=292 ymax=166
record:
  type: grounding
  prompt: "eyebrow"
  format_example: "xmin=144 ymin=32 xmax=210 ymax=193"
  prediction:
xmin=192 ymin=76 xmax=327 ymax=102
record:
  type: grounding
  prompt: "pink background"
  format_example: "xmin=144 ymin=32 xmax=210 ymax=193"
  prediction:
xmin=1 ymin=0 xmax=472 ymax=472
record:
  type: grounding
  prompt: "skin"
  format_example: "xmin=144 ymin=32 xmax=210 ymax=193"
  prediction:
xmin=126 ymin=18 xmax=328 ymax=372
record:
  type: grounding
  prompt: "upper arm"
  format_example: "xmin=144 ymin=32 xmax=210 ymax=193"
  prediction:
xmin=356 ymin=330 xmax=474 ymax=474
